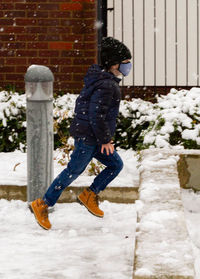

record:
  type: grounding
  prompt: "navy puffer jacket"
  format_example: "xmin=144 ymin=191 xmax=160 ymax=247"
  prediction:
xmin=70 ymin=64 xmax=121 ymax=145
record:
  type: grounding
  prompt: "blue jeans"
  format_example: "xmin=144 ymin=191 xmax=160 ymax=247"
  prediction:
xmin=43 ymin=139 xmax=123 ymax=206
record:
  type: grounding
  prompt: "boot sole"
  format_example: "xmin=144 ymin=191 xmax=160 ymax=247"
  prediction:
xmin=77 ymin=197 xmax=104 ymax=218
xmin=29 ymin=203 xmax=51 ymax=230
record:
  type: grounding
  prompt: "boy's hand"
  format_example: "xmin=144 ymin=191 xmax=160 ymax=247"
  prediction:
xmin=101 ymin=141 xmax=114 ymax=155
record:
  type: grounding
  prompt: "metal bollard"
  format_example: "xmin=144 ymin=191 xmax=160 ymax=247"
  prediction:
xmin=25 ymin=65 xmax=54 ymax=202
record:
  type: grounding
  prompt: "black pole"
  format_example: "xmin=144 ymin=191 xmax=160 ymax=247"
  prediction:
xmin=97 ymin=0 xmax=107 ymax=65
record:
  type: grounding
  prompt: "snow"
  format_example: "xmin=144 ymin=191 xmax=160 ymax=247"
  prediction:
xmin=0 ymin=148 xmax=139 ymax=187
xmin=0 ymin=199 xmax=136 ymax=279
xmin=0 ymin=150 xmax=200 ymax=278
xmin=182 ymin=189 xmax=200 ymax=279
xmin=134 ymin=151 xmax=195 ymax=277
xmin=1 ymin=87 xmax=200 ymax=277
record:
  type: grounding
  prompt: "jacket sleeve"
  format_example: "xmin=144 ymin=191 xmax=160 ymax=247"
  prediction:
xmin=88 ymin=81 xmax=114 ymax=144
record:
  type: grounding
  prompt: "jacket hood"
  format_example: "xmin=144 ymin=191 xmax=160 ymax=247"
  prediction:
xmin=83 ymin=64 xmax=121 ymax=88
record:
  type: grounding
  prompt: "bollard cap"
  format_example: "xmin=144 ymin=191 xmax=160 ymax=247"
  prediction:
xmin=25 ymin=65 xmax=54 ymax=83
xmin=25 ymin=65 xmax=54 ymax=101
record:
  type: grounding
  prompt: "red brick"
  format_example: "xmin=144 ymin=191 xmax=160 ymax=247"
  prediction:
xmin=50 ymin=58 xmax=72 ymax=65
xmin=0 ymin=74 xmax=5 ymax=81
xmin=0 ymin=0 xmax=22 ymax=2
xmin=48 ymin=27 xmax=70 ymax=34
xmin=0 ymin=19 xmax=14 ymax=25
xmin=38 ymin=19 xmax=59 ymax=26
xmin=27 ymin=42 xmax=48 ymax=49
xmin=16 ymin=34 xmax=38 ymax=41
xmin=73 ymin=58 xmax=95 ymax=64
xmin=37 ymin=3 xmax=59 ymax=10
xmin=15 ymin=66 xmax=28 ymax=73
xmin=4 ymin=11 xmax=25 ymax=17
xmin=2 ymin=27 xmax=26 ymax=33
xmin=6 ymin=74 xmax=23 ymax=81
xmin=28 ymin=58 xmax=49 ymax=65
xmin=6 ymin=58 xmax=27 ymax=65
xmin=61 ymin=19 xmax=84 ymax=27
xmin=0 ymin=66 xmax=14 ymax=73
xmin=24 ymin=0 xmax=48 ymax=2
xmin=60 ymin=34 xmax=83 ymax=42
xmin=84 ymin=18 xmax=95 ymax=27
xmin=72 ymin=0 xmax=95 ymax=2
xmin=0 ymin=35 xmax=15 ymax=41
xmin=60 ymin=3 xmax=82 ymax=11
xmin=16 ymin=50 xmax=38 ymax=57
xmin=73 ymin=42 xmax=85 ymax=49
xmin=27 ymin=11 xmax=48 ymax=18
xmin=83 ymin=10 xmax=96 ymax=18
xmin=61 ymin=66 xmax=84 ymax=73
xmin=84 ymin=42 xmax=96 ymax=49
xmin=13 ymin=82 xmax=25 ymax=91
xmin=38 ymin=34 xmax=60 ymax=41
xmin=73 ymin=73 xmax=84 ymax=81
xmin=84 ymin=34 xmax=97 ymax=41
xmin=0 ymin=3 xmax=14 ymax=9
xmin=0 ymin=49 xmax=15 ymax=57
xmin=39 ymin=50 xmax=59 ymax=57
xmin=16 ymin=19 xmax=37 ymax=26
xmin=55 ymin=74 xmax=72 ymax=81
xmin=49 ymin=65 xmax=60 ymax=73
xmin=82 ymin=26 xmax=95 ymax=34
xmin=6 ymin=42 xmax=26 ymax=49
xmin=15 ymin=3 xmax=37 ymax=10
xmin=59 ymin=82 xmax=83 ymax=89
xmin=0 ymin=58 xmax=5 ymax=66
xmin=26 ymin=27 xmax=48 ymax=33
xmin=49 ymin=42 xmax=73 ymax=50
xmin=47 ymin=0 xmax=71 ymax=2
xmin=49 ymin=11 xmax=71 ymax=18
xmin=83 ymin=2 xmax=96 ymax=10
xmin=61 ymin=50 xmax=84 ymax=57
xmin=71 ymin=11 xmax=83 ymax=18
xmin=84 ymin=50 xmax=96 ymax=57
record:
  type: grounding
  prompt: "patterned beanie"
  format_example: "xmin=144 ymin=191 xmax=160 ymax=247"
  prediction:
xmin=100 ymin=37 xmax=132 ymax=69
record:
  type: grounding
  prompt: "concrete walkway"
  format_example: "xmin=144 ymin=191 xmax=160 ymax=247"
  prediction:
xmin=133 ymin=150 xmax=195 ymax=279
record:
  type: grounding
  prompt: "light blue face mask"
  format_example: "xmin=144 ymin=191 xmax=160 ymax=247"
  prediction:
xmin=118 ymin=62 xmax=132 ymax=76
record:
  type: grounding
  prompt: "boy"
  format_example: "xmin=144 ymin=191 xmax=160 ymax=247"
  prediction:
xmin=30 ymin=37 xmax=132 ymax=230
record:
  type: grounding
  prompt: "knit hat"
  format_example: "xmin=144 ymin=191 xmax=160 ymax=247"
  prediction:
xmin=100 ymin=37 xmax=132 ymax=69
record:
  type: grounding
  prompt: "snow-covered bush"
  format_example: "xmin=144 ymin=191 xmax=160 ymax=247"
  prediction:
xmin=0 ymin=91 xmax=26 ymax=152
xmin=1 ymin=87 xmax=200 ymax=152
xmin=0 ymin=91 xmax=76 ymax=152
xmin=116 ymin=88 xmax=200 ymax=150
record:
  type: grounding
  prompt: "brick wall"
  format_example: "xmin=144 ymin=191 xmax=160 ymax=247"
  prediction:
xmin=0 ymin=0 xmax=97 ymax=94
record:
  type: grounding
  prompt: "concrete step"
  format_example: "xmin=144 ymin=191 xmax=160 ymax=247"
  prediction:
xmin=0 ymin=185 xmax=138 ymax=204
xmin=133 ymin=150 xmax=195 ymax=279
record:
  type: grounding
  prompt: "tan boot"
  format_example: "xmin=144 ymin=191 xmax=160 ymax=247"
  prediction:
xmin=78 ymin=188 xmax=104 ymax=218
xmin=30 ymin=198 xmax=51 ymax=230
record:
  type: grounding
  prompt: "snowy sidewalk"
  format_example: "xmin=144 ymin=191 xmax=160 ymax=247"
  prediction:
xmin=0 ymin=199 xmax=136 ymax=279
xmin=133 ymin=150 xmax=195 ymax=279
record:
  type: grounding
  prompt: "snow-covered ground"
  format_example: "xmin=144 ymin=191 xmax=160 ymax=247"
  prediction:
xmin=0 ymin=148 xmax=139 ymax=187
xmin=0 ymin=199 xmax=136 ymax=279
xmin=182 ymin=189 xmax=200 ymax=278
xmin=0 ymin=150 xmax=200 ymax=278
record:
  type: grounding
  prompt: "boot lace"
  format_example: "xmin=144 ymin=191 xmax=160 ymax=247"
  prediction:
xmin=39 ymin=200 xmax=48 ymax=220
xmin=92 ymin=194 xmax=99 ymax=206
xmin=41 ymin=206 xmax=48 ymax=220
